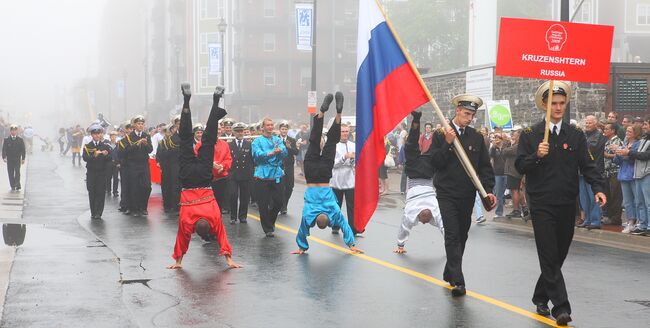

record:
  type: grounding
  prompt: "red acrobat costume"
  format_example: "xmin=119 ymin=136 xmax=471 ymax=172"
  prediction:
xmin=172 ymin=87 xmax=232 ymax=261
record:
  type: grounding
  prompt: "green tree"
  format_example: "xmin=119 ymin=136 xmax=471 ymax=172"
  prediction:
xmin=386 ymin=0 xmax=469 ymax=73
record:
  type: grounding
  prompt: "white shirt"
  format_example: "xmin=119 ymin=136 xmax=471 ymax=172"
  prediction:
xmin=549 ymin=120 xmax=562 ymax=135
xmin=330 ymin=140 xmax=356 ymax=190
xmin=150 ymin=132 xmax=164 ymax=156
xmin=82 ymin=135 xmax=92 ymax=146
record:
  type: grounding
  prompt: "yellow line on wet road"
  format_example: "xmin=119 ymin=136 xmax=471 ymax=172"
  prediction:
xmin=247 ymin=214 xmax=563 ymax=327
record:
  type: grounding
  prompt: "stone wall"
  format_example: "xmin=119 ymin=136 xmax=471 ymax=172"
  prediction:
xmin=418 ymin=65 xmax=609 ymax=128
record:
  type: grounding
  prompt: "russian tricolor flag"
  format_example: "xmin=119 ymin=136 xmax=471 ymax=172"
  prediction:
xmin=354 ymin=0 xmax=429 ymax=233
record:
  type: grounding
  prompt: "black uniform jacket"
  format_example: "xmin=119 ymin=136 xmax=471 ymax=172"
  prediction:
xmin=282 ymin=136 xmax=298 ymax=168
xmin=515 ymin=120 xmax=605 ymax=205
xmin=2 ymin=136 xmax=25 ymax=161
xmin=123 ymin=131 xmax=153 ymax=166
xmin=229 ymin=139 xmax=254 ymax=181
xmin=82 ymin=140 xmax=112 ymax=171
xmin=426 ymin=122 xmax=494 ymax=199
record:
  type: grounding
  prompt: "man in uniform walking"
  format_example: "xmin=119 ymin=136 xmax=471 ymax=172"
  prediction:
xmin=426 ymin=94 xmax=496 ymax=297
xmin=229 ymin=122 xmax=254 ymax=224
xmin=124 ymin=115 xmax=153 ymax=216
xmin=516 ymin=81 xmax=606 ymax=326
xmin=83 ymin=124 xmax=112 ymax=219
xmin=117 ymin=123 xmax=133 ymax=213
xmin=2 ymin=125 xmax=26 ymax=191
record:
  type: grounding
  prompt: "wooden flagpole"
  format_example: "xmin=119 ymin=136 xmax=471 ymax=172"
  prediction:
xmin=374 ymin=0 xmax=494 ymax=209
xmin=543 ymin=80 xmax=555 ymax=143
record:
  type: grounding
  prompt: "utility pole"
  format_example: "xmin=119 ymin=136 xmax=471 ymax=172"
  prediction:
xmin=311 ymin=0 xmax=317 ymax=92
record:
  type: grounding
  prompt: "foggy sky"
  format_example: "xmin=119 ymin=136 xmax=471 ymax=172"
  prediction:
xmin=0 ymin=0 xmax=106 ymax=133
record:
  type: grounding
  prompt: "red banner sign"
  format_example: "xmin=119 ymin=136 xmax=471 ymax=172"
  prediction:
xmin=496 ymin=17 xmax=614 ymax=84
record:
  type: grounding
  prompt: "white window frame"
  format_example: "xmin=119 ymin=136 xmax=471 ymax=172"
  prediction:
xmin=264 ymin=67 xmax=276 ymax=86
xmin=200 ymin=32 xmax=219 ymax=54
xmin=200 ymin=67 xmax=209 ymax=88
xmin=578 ymin=1 xmax=592 ymax=23
xmin=200 ymin=0 xmax=224 ymax=20
xmin=638 ymin=3 xmax=650 ymax=25
xmin=263 ymin=33 xmax=276 ymax=52
xmin=264 ymin=0 xmax=275 ymax=18
xmin=343 ymin=34 xmax=356 ymax=53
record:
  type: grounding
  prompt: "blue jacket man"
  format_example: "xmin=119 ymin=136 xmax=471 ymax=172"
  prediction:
xmin=251 ymin=118 xmax=287 ymax=236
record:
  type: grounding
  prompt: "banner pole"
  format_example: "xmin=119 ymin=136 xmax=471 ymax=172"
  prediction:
xmin=373 ymin=0 xmax=494 ymax=209
xmin=543 ymin=80 xmax=554 ymax=143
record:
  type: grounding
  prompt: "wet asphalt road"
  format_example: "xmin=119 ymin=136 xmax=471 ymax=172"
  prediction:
xmin=2 ymin=152 xmax=650 ymax=328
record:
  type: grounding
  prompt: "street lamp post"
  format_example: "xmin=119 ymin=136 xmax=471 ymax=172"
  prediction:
xmin=218 ymin=18 xmax=228 ymax=88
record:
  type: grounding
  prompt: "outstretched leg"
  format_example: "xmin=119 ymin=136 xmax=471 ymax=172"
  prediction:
xmin=305 ymin=94 xmax=333 ymax=161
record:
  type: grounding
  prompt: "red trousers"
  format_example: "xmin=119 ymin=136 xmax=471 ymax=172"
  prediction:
xmin=172 ymin=188 xmax=233 ymax=260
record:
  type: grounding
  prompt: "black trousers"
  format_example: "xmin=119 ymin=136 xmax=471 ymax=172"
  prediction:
xmin=604 ymin=175 xmax=622 ymax=225
xmin=87 ymin=170 xmax=107 ymax=217
xmin=438 ymin=196 xmax=474 ymax=286
xmin=255 ymin=179 xmax=283 ymax=233
xmin=211 ymin=177 xmax=230 ymax=212
xmin=160 ymin=162 xmax=180 ymax=211
xmin=281 ymin=167 xmax=295 ymax=212
xmin=7 ymin=160 xmax=21 ymax=189
xmin=127 ymin=164 xmax=151 ymax=212
xmin=119 ymin=166 xmax=130 ymax=210
xmin=230 ymin=179 xmax=251 ymax=221
xmin=332 ymin=188 xmax=356 ymax=233
xmin=105 ymin=162 xmax=119 ymax=195
xmin=530 ymin=202 xmax=575 ymax=317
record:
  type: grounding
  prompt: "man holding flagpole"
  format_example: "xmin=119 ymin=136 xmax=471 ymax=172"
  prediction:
xmin=427 ymin=95 xmax=496 ymax=297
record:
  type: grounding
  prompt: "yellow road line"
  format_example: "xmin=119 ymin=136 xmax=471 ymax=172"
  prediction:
xmin=247 ymin=214 xmax=562 ymax=327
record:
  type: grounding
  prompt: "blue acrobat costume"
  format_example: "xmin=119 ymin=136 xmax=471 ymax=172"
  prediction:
xmin=296 ymin=94 xmax=356 ymax=251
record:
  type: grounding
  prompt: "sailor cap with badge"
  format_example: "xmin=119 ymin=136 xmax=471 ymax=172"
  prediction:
xmin=232 ymin=122 xmax=247 ymax=131
xmin=452 ymin=94 xmax=483 ymax=112
xmin=192 ymin=123 xmax=205 ymax=133
xmin=534 ymin=80 xmax=572 ymax=111
xmin=131 ymin=115 xmax=146 ymax=124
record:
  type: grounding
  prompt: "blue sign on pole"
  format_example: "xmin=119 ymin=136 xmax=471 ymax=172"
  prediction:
xmin=208 ymin=43 xmax=222 ymax=75
xmin=295 ymin=3 xmax=313 ymax=51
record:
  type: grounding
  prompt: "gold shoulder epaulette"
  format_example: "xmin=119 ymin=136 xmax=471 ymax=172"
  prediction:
xmin=573 ymin=125 xmax=583 ymax=132
xmin=524 ymin=127 xmax=533 ymax=134
xmin=436 ymin=128 xmax=445 ymax=135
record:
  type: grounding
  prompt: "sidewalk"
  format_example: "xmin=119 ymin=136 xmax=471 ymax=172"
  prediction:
xmin=0 ymin=159 xmax=27 ymax=318
xmin=296 ymin=167 xmax=650 ymax=253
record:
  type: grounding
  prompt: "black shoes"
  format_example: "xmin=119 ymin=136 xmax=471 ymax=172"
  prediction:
xmin=331 ymin=230 xmax=339 ymax=235
xmin=320 ymin=94 xmax=334 ymax=113
xmin=230 ymin=219 xmax=237 ymax=225
xmin=535 ymin=303 xmax=551 ymax=316
xmin=335 ymin=91 xmax=344 ymax=113
xmin=555 ymin=312 xmax=572 ymax=326
xmin=141 ymin=210 xmax=148 ymax=216
xmin=586 ymin=225 xmax=601 ymax=230
xmin=265 ymin=232 xmax=275 ymax=238
xmin=451 ymin=285 xmax=466 ymax=297
xmin=239 ymin=219 xmax=247 ymax=224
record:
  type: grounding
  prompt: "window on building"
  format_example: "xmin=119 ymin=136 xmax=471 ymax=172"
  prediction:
xmin=264 ymin=67 xmax=276 ymax=86
xmin=616 ymin=78 xmax=648 ymax=112
xmin=344 ymin=34 xmax=356 ymax=53
xmin=264 ymin=0 xmax=275 ymax=17
xmin=263 ymin=33 xmax=276 ymax=52
xmin=575 ymin=1 xmax=592 ymax=23
xmin=200 ymin=0 xmax=224 ymax=19
xmin=200 ymin=33 xmax=219 ymax=54
xmin=638 ymin=4 xmax=650 ymax=25
xmin=300 ymin=67 xmax=311 ymax=87
xmin=201 ymin=66 xmax=221 ymax=89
